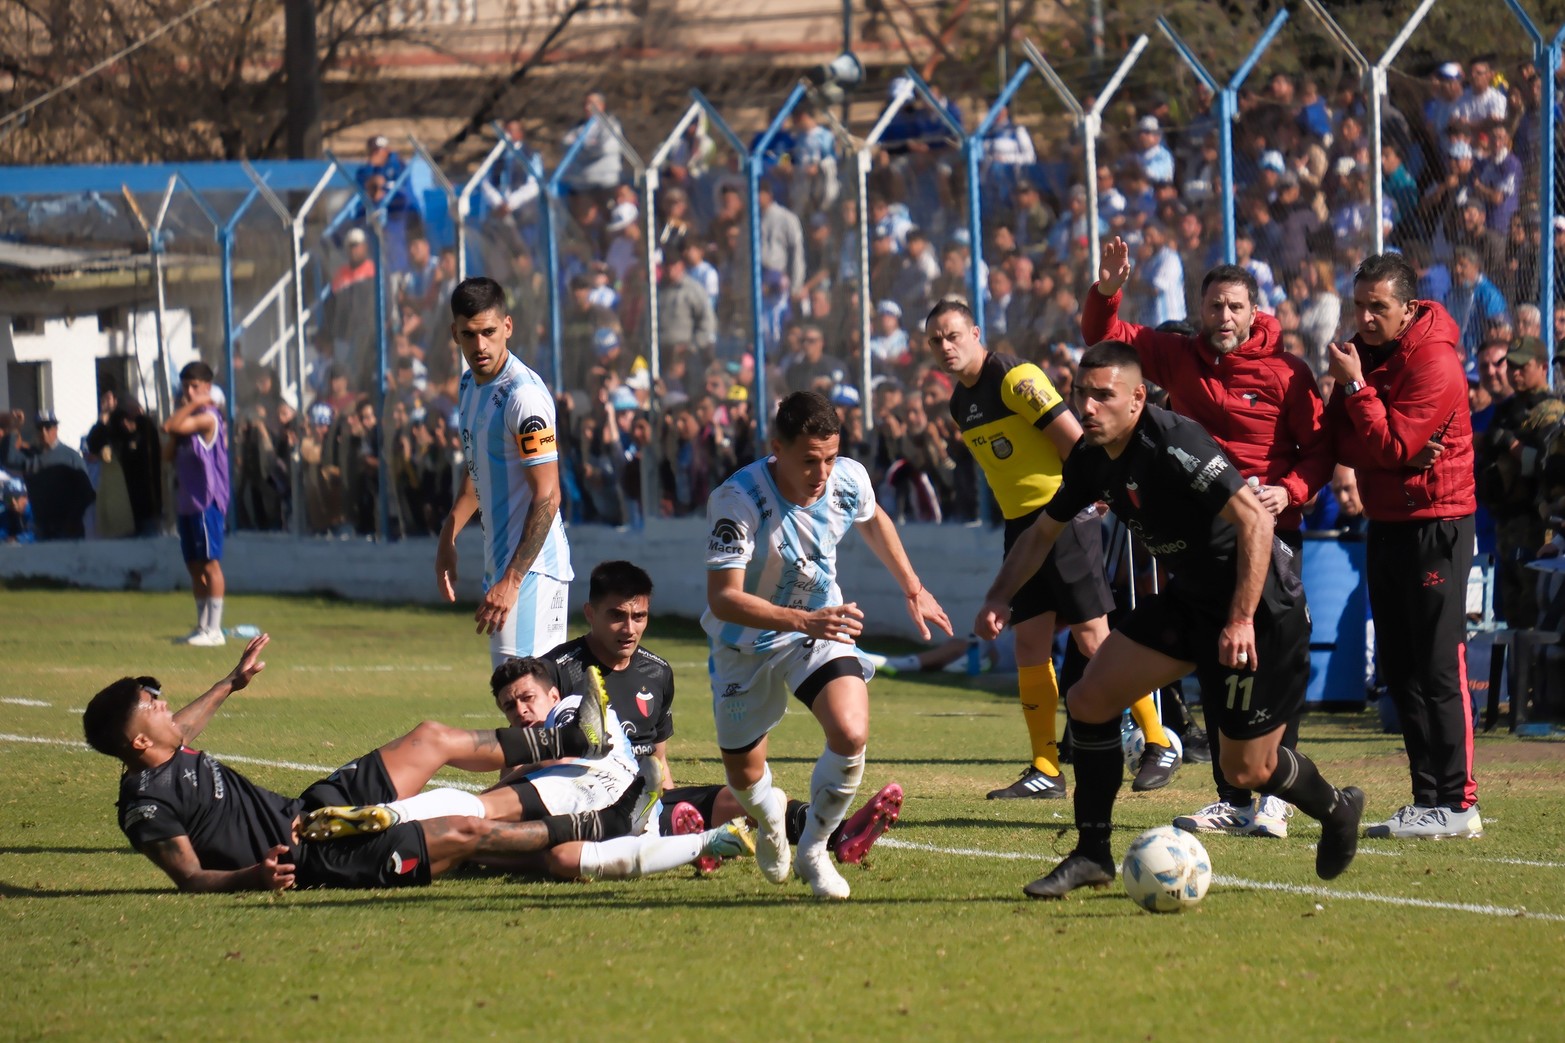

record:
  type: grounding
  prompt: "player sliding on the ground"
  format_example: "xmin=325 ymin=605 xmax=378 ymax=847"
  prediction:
xmin=82 ymin=634 xmax=642 ymax=892
xmin=704 ymin=391 xmax=952 ymax=899
xmin=975 ymin=342 xmax=1365 ymax=899
xmin=533 ymin=559 xmax=904 ymax=880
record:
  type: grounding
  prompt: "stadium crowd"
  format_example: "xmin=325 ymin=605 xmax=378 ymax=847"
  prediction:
xmin=6 ymin=60 xmax=1565 ymax=560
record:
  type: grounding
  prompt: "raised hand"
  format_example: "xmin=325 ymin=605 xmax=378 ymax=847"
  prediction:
xmin=1097 ymin=236 xmax=1132 ymax=297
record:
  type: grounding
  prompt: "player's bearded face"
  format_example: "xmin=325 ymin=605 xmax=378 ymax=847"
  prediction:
xmin=772 ymin=433 xmax=839 ymax=503
xmin=453 ymin=309 xmax=514 ymax=378
xmin=1201 ymin=283 xmax=1255 ymax=354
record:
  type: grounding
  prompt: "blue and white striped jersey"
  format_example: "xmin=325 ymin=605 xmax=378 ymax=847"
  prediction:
xmin=700 ymin=456 xmax=877 ymax=654
xmin=457 ymin=353 xmax=573 ymax=589
xmin=544 ymin=694 xmax=638 ymax=774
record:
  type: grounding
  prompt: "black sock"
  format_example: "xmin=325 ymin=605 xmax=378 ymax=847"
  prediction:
xmin=544 ymin=811 xmax=594 ymax=846
xmin=543 ymin=777 xmax=646 ymax=847
xmin=785 ymin=799 xmax=810 ymax=844
xmin=496 ymin=726 xmax=567 ymax=767
xmin=1257 ymin=747 xmax=1340 ymax=822
xmin=1068 ymin=715 xmax=1123 ymax=864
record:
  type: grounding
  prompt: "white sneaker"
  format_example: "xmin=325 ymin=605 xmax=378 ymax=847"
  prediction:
xmin=1173 ymin=801 xmax=1254 ymax=836
xmin=795 ymin=843 xmax=850 ymax=900
xmin=1363 ymin=804 xmax=1426 ymax=838
xmin=182 ymin=629 xmax=227 ymax=648
xmin=754 ymin=789 xmax=791 ymax=885
xmin=1368 ymin=804 xmax=1482 ymax=839
xmin=1247 ymin=795 xmax=1294 ymax=838
xmin=175 ymin=628 xmax=204 ymax=644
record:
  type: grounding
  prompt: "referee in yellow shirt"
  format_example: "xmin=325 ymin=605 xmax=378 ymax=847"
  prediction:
xmin=926 ymin=299 xmax=1178 ymax=797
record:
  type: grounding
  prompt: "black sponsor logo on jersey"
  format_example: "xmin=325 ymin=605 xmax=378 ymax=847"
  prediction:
xmin=990 ymin=435 xmax=1013 ymax=460
xmin=710 ymin=518 xmax=745 ymax=555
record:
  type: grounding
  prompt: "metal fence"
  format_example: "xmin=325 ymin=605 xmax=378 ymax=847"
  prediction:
xmin=4 ymin=1 xmax=1565 ymax=540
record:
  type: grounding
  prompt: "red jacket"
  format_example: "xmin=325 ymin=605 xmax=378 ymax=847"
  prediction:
xmin=1324 ymin=300 xmax=1475 ymax=521
xmin=1081 ymin=284 xmax=1333 ymax=530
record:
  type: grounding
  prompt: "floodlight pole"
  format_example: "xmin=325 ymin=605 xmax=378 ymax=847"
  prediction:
xmin=1021 ymin=34 xmax=1148 ymax=266
xmin=1158 ymin=10 xmax=1289 ymax=264
xmin=1504 ymin=0 xmax=1565 ymax=374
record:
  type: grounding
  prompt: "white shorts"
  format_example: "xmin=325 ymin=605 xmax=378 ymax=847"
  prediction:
xmin=491 ymin=572 xmax=569 ymax=667
xmin=523 ymin=758 xmax=636 ymax=817
xmin=709 ymin=639 xmax=875 ymax=751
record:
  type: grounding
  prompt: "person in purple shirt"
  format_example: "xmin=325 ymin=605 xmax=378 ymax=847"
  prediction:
xmin=163 ymin=361 xmax=231 ymax=647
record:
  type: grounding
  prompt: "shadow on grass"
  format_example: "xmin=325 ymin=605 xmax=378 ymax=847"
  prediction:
xmin=0 ymin=880 xmax=171 ymax=898
xmin=234 ymin=890 xmax=1041 ymax=912
xmin=2 ymin=845 xmax=139 ymax=856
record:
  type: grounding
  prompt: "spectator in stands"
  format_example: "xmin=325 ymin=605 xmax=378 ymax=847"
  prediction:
xmin=1297 ymin=258 xmax=1342 ymax=373
xmin=1475 ymin=125 xmax=1522 ymax=233
xmin=326 ymin=228 xmax=379 ymax=390
xmin=1381 ymin=143 xmax=1418 ymax=226
xmin=979 ymin=105 xmax=1036 ymax=211
xmin=0 ymin=477 xmax=33 ymax=543
xmin=1126 ymin=223 xmax=1186 ymax=327
xmin=657 ymin=250 xmax=718 ymax=357
xmin=1132 ymin=115 xmax=1175 ymax=184
xmin=3 ymin=410 xmax=94 ymax=540
xmin=757 ymin=180 xmax=806 ymax=295
xmin=784 ymin=323 xmax=847 ymax=396
xmin=86 ymin=394 xmax=162 ymax=537
xmin=1445 ymin=245 xmax=1509 ymax=360
xmin=350 ymin=397 xmax=380 ymax=537
xmin=357 ymin=134 xmax=411 ymax=214
xmin=867 ymin=301 xmax=911 ymax=373
xmin=1234 ymin=229 xmax=1285 ymax=311
xmin=1454 ymin=60 xmax=1507 ymax=134
xmin=1425 ymin=63 xmax=1466 ymax=150
xmin=562 ymin=92 xmax=624 ymax=200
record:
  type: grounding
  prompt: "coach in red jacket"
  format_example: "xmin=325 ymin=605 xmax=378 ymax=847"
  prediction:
xmin=1083 ymin=237 xmax=1334 ymax=840
xmin=1325 ymin=252 xmax=1481 ymax=840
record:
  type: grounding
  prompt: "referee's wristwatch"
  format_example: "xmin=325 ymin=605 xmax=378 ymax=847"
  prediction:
xmin=1343 ymin=379 xmax=1368 ymax=397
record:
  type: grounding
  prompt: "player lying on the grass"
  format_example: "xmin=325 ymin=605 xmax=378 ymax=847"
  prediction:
xmin=536 ymin=559 xmax=903 ymax=879
xmin=975 ymin=341 xmax=1365 ymax=899
xmin=704 ymin=391 xmax=952 ymax=899
xmin=83 ymin=634 xmax=641 ymax=892
xmin=475 ymin=654 xmax=756 ymax=880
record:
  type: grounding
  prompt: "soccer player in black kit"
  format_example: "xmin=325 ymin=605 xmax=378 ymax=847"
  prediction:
xmin=83 ymin=634 xmax=641 ymax=892
xmin=976 ymin=341 xmax=1365 ymax=898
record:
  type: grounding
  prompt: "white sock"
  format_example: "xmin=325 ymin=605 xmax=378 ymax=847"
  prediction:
xmin=205 ymin=597 xmax=224 ymax=635
xmin=797 ymin=747 xmax=865 ymax=856
xmin=577 ymin=834 xmax=705 ymax=879
xmin=887 ymin=654 xmax=923 ymax=672
xmin=195 ymin=598 xmax=208 ymax=630
xmin=382 ymin=787 xmax=486 ymax=823
xmin=729 ymin=765 xmax=786 ymax=839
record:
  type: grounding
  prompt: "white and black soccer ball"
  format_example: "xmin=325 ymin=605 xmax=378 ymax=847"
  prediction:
xmin=1121 ymin=825 xmax=1211 ymax=913
xmin=1122 ymin=726 xmax=1183 ymax=772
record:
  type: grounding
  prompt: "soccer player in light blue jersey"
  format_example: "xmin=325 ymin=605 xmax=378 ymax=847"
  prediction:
xmin=703 ymin=391 xmax=953 ymax=898
xmin=436 ymin=278 xmax=574 ymax=666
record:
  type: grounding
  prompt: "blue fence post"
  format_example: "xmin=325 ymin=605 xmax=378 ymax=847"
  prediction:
xmin=1158 ymin=10 xmax=1288 ymax=265
xmin=1506 ymin=1 xmax=1565 ymax=382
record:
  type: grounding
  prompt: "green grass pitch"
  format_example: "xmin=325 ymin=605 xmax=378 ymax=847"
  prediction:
xmin=3 ymin=585 xmax=1564 ymax=1040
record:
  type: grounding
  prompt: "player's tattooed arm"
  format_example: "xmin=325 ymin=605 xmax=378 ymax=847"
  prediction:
xmin=139 ymin=835 xmax=294 ymax=893
xmin=505 ymin=483 xmax=560 ymax=581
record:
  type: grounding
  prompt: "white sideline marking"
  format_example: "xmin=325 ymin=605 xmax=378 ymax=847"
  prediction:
xmin=1 ymin=698 xmax=50 ymax=707
xmin=878 ymin=837 xmax=1565 ymax=921
xmin=0 ymin=734 xmax=484 ymax=792
xmin=287 ymin=664 xmax=456 ymax=673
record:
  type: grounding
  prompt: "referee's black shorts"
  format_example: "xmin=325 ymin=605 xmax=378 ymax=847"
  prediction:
xmin=1004 ymin=506 xmax=1116 ymax=627
xmin=1115 ymin=580 xmax=1310 ymax=741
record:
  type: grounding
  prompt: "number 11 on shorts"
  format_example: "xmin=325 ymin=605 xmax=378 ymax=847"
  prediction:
xmin=1225 ymin=674 xmax=1254 ymax=712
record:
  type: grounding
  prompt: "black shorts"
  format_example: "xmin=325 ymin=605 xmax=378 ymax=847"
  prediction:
xmin=1005 ymin=508 xmax=1115 ymax=627
xmin=292 ymin=749 xmax=433 ymax=889
xmin=1115 ymin=582 xmax=1310 ymax=741
xmin=658 ymin=784 xmax=725 ymax=835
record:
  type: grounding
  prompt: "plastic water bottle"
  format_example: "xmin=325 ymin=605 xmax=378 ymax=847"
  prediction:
xmin=965 ymin=634 xmax=982 ymax=675
xmin=226 ymin=624 xmax=262 ymax=639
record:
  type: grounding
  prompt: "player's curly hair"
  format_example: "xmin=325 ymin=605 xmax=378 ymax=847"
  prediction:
xmin=83 ymin=676 xmax=160 ymax=757
xmin=774 ymin=391 xmax=840 ymax=443
xmin=489 ymin=657 xmax=555 ymax=699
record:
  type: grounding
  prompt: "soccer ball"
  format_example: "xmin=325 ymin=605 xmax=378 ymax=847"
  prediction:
xmin=1121 ymin=825 xmax=1211 ymax=913
xmin=1122 ymin=725 xmax=1183 ymax=772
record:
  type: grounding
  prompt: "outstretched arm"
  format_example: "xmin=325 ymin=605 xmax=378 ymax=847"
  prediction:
xmin=855 ymin=506 xmax=953 ymax=642
xmin=139 ymin=835 xmax=294 ymax=893
xmin=976 ymin=512 xmax=1067 ymax=638
xmin=172 ymin=634 xmax=270 ymax=744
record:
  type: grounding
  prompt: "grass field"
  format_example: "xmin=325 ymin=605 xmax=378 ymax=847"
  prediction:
xmin=3 ymin=584 xmax=1564 ymax=1041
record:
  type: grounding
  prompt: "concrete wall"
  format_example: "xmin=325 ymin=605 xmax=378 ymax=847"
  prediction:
xmin=0 ymin=518 xmax=1001 ymax=642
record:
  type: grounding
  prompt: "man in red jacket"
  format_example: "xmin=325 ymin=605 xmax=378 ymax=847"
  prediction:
xmin=1326 ymin=252 xmax=1481 ymax=839
xmin=1083 ymin=237 xmax=1334 ymax=839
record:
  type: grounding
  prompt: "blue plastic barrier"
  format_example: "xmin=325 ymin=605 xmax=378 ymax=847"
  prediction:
xmin=1301 ymin=533 xmax=1369 ymax=709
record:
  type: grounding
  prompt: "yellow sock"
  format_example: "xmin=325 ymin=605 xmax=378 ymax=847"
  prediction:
xmin=1130 ymin=694 xmax=1170 ymax=747
xmin=1018 ymin=663 xmax=1062 ymax=776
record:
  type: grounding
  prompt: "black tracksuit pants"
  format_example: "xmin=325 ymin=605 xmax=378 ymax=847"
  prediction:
xmin=1366 ymin=515 xmax=1478 ymax=811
